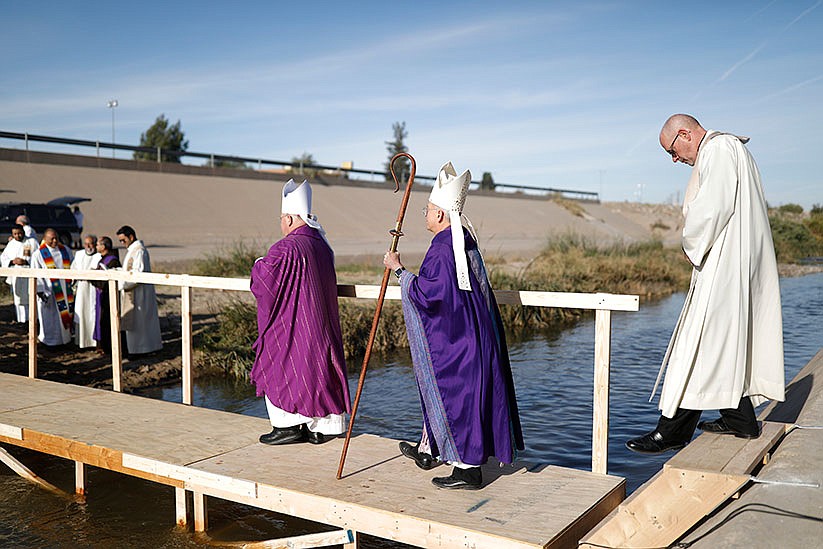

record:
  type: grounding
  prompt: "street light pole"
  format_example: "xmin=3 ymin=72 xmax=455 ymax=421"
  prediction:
xmin=107 ymin=99 xmax=118 ymax=159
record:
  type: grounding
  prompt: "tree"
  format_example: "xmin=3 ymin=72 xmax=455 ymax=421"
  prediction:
xmin=291 ymin=152 xmax=317 ymax=177
xmin=134 ymin=114 xmax=189 ymax=163
xmin=480 ymin=172 xmax=496 ymax=191
xmin=384 ymin=121 xmax=409 ymax=181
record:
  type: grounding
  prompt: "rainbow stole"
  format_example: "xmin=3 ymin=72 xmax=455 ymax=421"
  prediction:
xmin=39 ymin=243 xmax=75 ymax=330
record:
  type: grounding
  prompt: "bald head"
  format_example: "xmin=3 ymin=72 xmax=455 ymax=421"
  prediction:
xmin=659 ymin=113 xmax=706 ymax=166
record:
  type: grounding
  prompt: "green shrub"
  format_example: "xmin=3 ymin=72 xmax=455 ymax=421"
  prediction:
xmin=778 ymin=203 xmax=804 ymax=215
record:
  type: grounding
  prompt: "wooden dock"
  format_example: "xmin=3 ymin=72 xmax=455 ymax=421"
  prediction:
xmin=0 ymin=372 xmax=625 ymax=548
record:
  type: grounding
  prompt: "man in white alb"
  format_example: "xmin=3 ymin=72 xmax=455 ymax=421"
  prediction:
xmin=116 ymin=225 xmax=162 ymax=355
xmin=1 ymin=224 xmax=40 ymax=322
xmin=627 ymin=114 xmax=784 ymax=454
xmin=71 ymin=235 xmax=101 ymax=348
xmin=30 ymin=228 xmax=74 ymax=346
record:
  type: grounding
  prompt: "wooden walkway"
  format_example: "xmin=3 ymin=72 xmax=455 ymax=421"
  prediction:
xmin=0 ymin=373 xmax=625 ymax=548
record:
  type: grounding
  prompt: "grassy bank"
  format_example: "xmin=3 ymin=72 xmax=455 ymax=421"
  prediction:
xmin=194 ymin=234 xmax=692 ymax=379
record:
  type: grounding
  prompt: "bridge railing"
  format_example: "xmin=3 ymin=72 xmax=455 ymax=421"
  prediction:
xmin=0 ymin=266 xmax=638 ymax=475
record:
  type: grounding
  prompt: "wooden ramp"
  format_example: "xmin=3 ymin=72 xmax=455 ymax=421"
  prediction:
xmin=0 ymin=373 xmax=625 ymax=548
xmin=580 ymin=422 xmax=787 ymax=548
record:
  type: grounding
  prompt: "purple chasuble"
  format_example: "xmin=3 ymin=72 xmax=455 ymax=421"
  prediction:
xmin=400 ymin=226 xmax=523 ymax=465
xmin=250 ymin=225 xmax=350 ymax=418
xmin=93 ymin=253 xmax=121 ymax=342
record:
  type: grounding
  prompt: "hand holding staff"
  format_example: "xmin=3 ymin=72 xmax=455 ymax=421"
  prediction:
xmin=336 ymin=152 xmax=416 ymax=479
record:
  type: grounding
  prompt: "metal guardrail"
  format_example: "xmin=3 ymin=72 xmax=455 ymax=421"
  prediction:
xmin=0 ymin=130 xmax=600 ymax=201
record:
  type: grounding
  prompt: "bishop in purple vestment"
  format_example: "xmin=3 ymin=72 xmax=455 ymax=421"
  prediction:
xmin=385 ymin=162 xmax=523 ymax=490
xmin=251 ymin=179 xmax=350 ymax=446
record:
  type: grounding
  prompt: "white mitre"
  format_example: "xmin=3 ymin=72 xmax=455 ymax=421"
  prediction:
xmin=281 ymin=179 xmax=326 ymax=236
xmin=429 ymin=162 xmax=473 ymax=291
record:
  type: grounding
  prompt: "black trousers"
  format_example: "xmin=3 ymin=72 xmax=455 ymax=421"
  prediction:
xmin=656 ymin=396 xmax=759 ymax=442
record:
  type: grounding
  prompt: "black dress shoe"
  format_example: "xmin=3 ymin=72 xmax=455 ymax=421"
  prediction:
xmin=259 ymin=425 xmax=307 ymax=445
xmin=307 ymin=430 xmax=326 ymax=445
xmin=399 ymin=441 xmax=436 ymax=470
xmin=626 ymin=430 xmax=689 ymax=454
xmin=698 ymin=418 xmax=759 ymax=439
xmin=432 ymin=466 xmax=482 ymax=490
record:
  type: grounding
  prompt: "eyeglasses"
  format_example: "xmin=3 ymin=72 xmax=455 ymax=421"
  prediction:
xmin=666 ymin=132 xmax=681 ymax=158
xmin=422 ymin=207 xmax=436 ymax=217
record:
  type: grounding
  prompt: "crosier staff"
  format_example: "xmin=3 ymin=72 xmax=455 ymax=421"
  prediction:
xmin=336 ymin=152 xmax=416 ymax=479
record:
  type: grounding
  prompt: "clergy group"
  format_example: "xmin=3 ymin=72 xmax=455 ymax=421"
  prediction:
xmin=1 ymin=224 xmax=162 ymax=357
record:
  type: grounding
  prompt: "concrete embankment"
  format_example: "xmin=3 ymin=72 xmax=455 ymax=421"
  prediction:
xmin=0 ymin=151 xmax=683 ymax=264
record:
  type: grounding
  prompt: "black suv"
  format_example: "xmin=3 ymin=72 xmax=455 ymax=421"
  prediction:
xmin=0 ymin=203 xmax=80 ymax=248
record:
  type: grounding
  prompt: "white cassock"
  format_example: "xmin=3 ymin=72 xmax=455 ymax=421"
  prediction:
xmin=120 ymin=239 xmax=162 ymax=354
xmin=652 ymin=131 xmax=785 ymax=417
xmin=71 ymin=251 xmax=101 ymax=348
xmin=22 ymin=225 xmax=37 ymax=241
xmin=30 ymin=244 xmax=74 ymax=346
xmin=1 ymin=237 xmax=39 ymax=322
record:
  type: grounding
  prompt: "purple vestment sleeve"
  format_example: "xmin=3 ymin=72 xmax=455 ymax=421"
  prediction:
xmin=249 ymin=225 xmax=350 ymax=418
xmin=401 ymin=226 xmax=523 ymax=465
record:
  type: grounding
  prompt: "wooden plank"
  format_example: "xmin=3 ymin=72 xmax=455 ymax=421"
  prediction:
xmin=27 ymin=277 xmax=37 ymax=378
xmin=175 ymin=487 xmax=187 ymax=527
xmin=0 ymin=445 xmax=66 ymax=495
xmin=0 ymin=423 xmax=23 ymax=440
xmin=592 ymin=309 xmax=611 ymax=475
xmin=0 ymin=373 xmax=100 ymax=411
xmin=193 ymin=434 xmax=624 ymax=549
xmin=210 ymin=530 xmax=354 ymax=549
xmin=181 ymin=285 xmax=193 ymax=405
xmin=580 ymin=468 xmax=749 ymax=548
xmin=75 ymin=461 xmax=86 ymax=496
xmin=108 ymin=279 xmax=122 ymax=391
xmin=665 ymin=421 xmax=786 ymax=475
xmin=122 ymin=453 xmax=257 ymax=498
xmin=194 ymin=491 xmax=207 ymax=532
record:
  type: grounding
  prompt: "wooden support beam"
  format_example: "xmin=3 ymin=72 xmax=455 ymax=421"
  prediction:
xmin=581 ymin=468 xmax=750 ymax=548
xmin=28 ymin=277 xmax=37 ymax=378
xmin=592 ymin=309 xmax=611 ymax=475
xmin=194 ymin=491 xmax=207 ymax=532
xmin=75 ymin=461 xmax=86 ymax=496
xmin=181 ymin=286 xmax=193 ymax=405
xmin=108 ymin=279 xmax=122 ymax=392
xmin=343 ymin=530 xmax=360 ymax=549
xmin=175 ymin=487 xmax=188 ymax=527
xmin=209 ymin=530 xmax=355 ymax=548
xmin=0 ymin=445 xmax=66 ymax=496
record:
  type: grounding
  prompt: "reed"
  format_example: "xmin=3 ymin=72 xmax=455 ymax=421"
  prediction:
xmin=196 ymin=234 xmax=693 ymax=379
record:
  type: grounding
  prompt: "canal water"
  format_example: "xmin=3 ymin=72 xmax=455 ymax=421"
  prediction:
xmin=1 ymin=273 xmax=821 ymax=548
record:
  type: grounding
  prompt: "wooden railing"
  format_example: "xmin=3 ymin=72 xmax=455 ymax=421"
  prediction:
xmin=0 ymin=266 xmax=639 ymax=475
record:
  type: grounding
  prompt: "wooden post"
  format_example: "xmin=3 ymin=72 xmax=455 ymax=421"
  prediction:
xmin=75 ymin=461 xmax=86 ymax=496
xmin=343 ymin=530 xmax=360 ymax=549
xmin=108 ymin=279 xmax=122 ymax=392
xmin=28 ymin=277 xmax=37 ymax=378
xmin=175 ymin=487 xmax=187 ymax=527
xmin=592 ymin=309 xmax=611 ymax=475
xmin=193 ymin=491 xmax=207 ymax=532
xmin=181 ymin=286 xmax=193 ymax=405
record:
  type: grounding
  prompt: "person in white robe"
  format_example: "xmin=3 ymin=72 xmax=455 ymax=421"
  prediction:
xmin=116 ymin=225 xmax=162 ymax=355
xmin=627 ymin=114 xmax=784 ymax=455
xmin=30 ymin=229 xmax=74 ymax=346
xmin=70 ymin=235 xmax=101 ymax=348
xmin=1 ymin=224 xmax=40 ymax=322
xmin=16 ymin=215 xmax=38 ymax=241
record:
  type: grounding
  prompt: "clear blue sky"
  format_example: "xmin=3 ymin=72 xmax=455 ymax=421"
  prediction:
xmin=2 ymin=1 xmax=821 ymax=208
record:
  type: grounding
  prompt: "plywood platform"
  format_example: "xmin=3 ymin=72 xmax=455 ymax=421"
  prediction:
xmin=0 ymin=373 xmax=625 ymax=548
xmin=580 ymin=422 xmax=789 ymax=548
